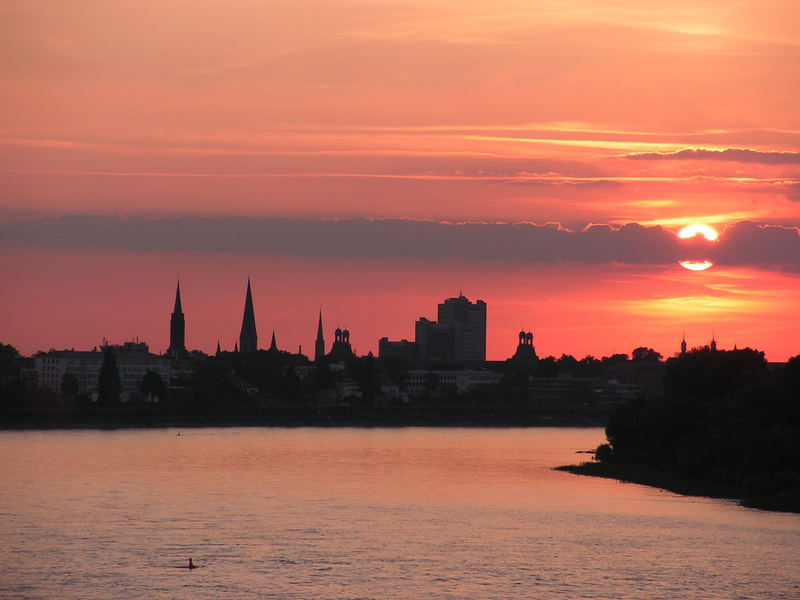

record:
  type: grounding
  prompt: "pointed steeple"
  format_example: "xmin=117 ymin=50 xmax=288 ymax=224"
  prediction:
xmin=173 ymin=280 xmax=183 ymax=313
xmin=215 ymin=340 xmax=221 ymax=357
xmin=167 ymin=280 xmax=186 ymax=358
xmin=314 ymin=310 xmax=325 ymax=362
xmin=239 ymin=279 xmax=258 ymax=353
xmin=234 ymin=341 xmax=239 ymax=353
xmin=680 ymin=331 xmax=687 ymax=355
xmin=269 ymin=331 xmax=278 ymax=352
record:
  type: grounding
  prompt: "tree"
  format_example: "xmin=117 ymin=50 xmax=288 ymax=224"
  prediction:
xmin=602 ymin=353 xmax=629 ymax=366
xmin=349 ymin=353 xmax=378 ymax=405
xmin=61 ymin=372 xmax=80 ymax=400
xmin=557 ymin=354 xmax=578 ymax=373
xmin=140 ymin=370 xmax=166 ymax=401
xmin=632 ymin=347 xmax=662 ymax=362
xmin=98 ymin=347 xmax=121 ymax=403
xmin=664 ymin=347 xmax=766 ymax=399
xmin=0 ymin=343 xmax=23 ymax=404
xmin=535 ymin=356 xmax=559 ymax=378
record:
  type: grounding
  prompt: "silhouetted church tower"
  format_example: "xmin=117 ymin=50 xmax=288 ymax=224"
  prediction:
xmin=680 ymin=332 xmax=687 ymax=356
xmin=239 ymin=279 xmax=258 ymax=353
xmin=315 ymin=311 xmax=325 ymax=362
xmin=167 ymin=280 xmax=186 ymax=358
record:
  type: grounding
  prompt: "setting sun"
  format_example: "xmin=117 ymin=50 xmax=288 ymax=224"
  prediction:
xmin=678 ymin=260 xmax=714 ymax=271
xmin=678 ymin=224 xmax=719 ymax=241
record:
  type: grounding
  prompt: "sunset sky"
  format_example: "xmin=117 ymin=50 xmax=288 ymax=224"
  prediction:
xmin=2 ymin=0 xmax=799 ymax=361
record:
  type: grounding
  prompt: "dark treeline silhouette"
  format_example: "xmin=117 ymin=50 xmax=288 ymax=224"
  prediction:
xmin=534 ymin=347 xmax=660 ymax=379
xmin=582 ymin=347 xmax=800 ymax=512
xmin=1 ymin=338 xmax=666 ymax=426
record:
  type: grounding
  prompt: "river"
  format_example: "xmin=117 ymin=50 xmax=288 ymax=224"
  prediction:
xmin=1 ymin=427 xmax=797 ymax=599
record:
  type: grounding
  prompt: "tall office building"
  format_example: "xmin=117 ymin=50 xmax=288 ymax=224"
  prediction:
xmin=437 ymin=294 xmax=486 ymax=363
xmin=414 ymin=294 xmax=486 ymax=364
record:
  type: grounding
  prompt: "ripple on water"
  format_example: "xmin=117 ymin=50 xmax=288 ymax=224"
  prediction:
xmin=1 ymin=427 xmax=799 ymax=600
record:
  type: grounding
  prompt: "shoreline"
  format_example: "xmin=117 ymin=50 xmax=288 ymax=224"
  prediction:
xmin=0 ymin=404 xmax=613 ymax=430
xmin=0 ymin=416 xmax=607 ymax=430
xmin=556 ymin=461 xmax=800 ymax=515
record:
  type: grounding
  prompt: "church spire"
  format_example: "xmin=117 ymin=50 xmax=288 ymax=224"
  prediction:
xmin=269 ymin=331 xmax=278 ymax=352
xmin=314 ymin=310 xmax=325 ymax=362
xmin=173 ymin=280 xmax=183 ymax=313
xmin=239 ymin=279 xmax=258 ymax=353
xmin=680 ymin=331 xmax=687 ymax=355
xmin=167 ymin=280 xmax=186 ymax=358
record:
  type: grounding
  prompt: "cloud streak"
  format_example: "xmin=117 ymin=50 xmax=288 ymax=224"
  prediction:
xmin=2 ymin=215 xmax=798 ymax=268
xmin=623 ymin=148 xmax=800 ymax=165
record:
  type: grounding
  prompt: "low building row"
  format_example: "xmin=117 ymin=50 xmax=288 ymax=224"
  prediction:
xmin=35 ymin=341 xmax=170 ymax=401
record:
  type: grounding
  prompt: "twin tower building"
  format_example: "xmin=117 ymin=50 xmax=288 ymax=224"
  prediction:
xmin=165 ymin=280 xmax=339 ymax=362
xmin=165 ymin=281 xmax=489 ymax=365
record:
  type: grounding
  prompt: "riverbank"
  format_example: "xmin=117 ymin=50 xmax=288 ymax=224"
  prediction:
xmin=556 ymin=461 xmax=800 ymax=514
xmin=0 ymin=404 xmax=611 ymax=430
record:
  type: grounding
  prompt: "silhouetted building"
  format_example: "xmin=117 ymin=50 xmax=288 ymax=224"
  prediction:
xmin=268 ymin=331 xmax=278 ymax=352
xmin=530 ymin=376 xmax=642 ymax=408
xmin=378 ymin=337 xmax=418 ymax=360
xmin=35 ymin=341 xmax=170 ymax=401
xmin=406 ymin=369 xmax=501 ymax=395
xmin=315 ymin=311 xmax=325 ymax=362
xmin=167 ymin=281 xmax=186 ymax=359
xmin=680 ymin=333 xmax=687 ymax=356
xmin=710 ymin=334 xmax=717 ymax=352
xmin=414 ymin=294 xmax=486 ymax=364
xmin=328 ymin=327 xmax=354 ymax=360
xmin=512 ymin=330 xmax=537 ymax=362
xmin=239 ymin=279 xmax=258 ymax=353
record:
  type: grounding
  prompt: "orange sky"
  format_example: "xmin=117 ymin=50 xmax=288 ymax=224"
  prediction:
xmin=1 ymin=0 xmax=799 ymax=360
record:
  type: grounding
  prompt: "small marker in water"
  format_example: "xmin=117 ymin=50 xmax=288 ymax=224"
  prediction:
xmin=188 ymin=558 xmax=195 ymax=569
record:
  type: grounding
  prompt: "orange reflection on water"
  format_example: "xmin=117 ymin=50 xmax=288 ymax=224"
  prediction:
xmin=3 ymin=428 xmax=799 ymax=600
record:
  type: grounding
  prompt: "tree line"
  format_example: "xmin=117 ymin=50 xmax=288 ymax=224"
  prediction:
xmin=594 ymin=347 xmax=800 ymax=511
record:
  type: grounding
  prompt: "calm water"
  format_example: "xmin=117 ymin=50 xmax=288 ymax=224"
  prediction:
xmin=1 ymin=427 xmax=798 ymax=599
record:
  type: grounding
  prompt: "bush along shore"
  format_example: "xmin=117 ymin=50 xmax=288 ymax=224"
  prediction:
xmin=558 ymin=347 xmax=800 ymax=513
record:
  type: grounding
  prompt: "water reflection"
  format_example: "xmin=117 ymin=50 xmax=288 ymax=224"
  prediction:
xmin=1 ymin=428 xmax=798 ymax=599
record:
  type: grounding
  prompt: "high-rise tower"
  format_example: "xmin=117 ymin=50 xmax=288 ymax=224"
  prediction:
xmin=167 ymin=280 xmax=186 ymax=358
xmin=415 ymin=294 xmax=486 ymax=364
xmin=239 ymin=279 xmax=258 ymax=353
xmin=314 ymin=311 xmax=325 ymax=362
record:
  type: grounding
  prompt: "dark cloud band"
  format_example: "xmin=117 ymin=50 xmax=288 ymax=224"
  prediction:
xmin=1 ymin=215 xmax=798 ymax=267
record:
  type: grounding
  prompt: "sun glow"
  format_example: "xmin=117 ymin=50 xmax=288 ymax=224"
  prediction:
xmin=679 ymin=260 xmax=714 ymax=271
xmin=678 ymin=224 xmax=719 ymax=241
xmin=677 ymin=224 xmax=718 ymax=271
